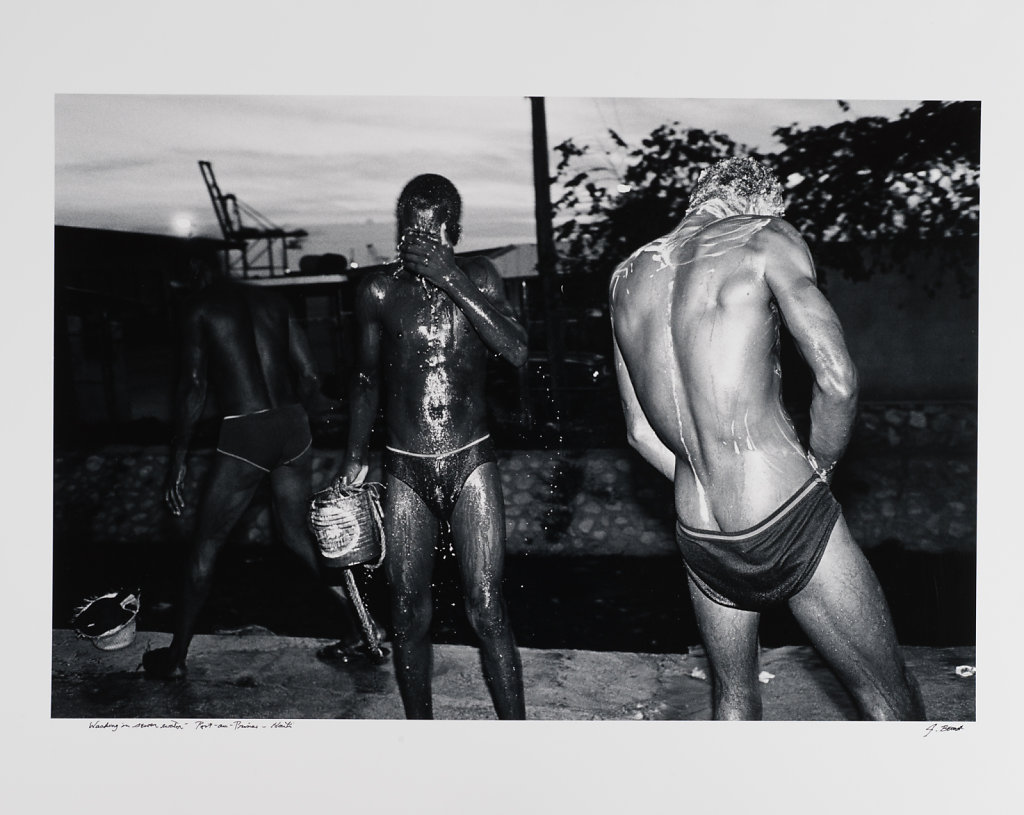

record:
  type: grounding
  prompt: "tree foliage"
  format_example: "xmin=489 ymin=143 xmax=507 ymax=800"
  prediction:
xmin=772 ymin=101 xmax=980 ymax=243
xmin=552 ymin=124 xmax=750 ymax=275
xmin=551 ymin=101 xmax=980 ymax=291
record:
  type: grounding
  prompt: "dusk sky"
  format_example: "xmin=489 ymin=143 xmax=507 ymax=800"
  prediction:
xmin=55 ymin=95 xmax=917 ymax=265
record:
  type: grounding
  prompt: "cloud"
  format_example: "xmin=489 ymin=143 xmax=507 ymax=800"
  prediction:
xmin=54 ymin=94 xmax=919 ymax=251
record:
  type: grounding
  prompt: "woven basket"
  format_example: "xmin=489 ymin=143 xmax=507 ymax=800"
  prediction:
xmin=309 ymin=481 xmax=385 ymax=569
xmin=72 ymin=590 xmax=141 ymax=651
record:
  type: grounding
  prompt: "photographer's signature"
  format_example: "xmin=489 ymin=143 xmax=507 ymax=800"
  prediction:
xmin=923 ymin=723 xmax=965 ymax=737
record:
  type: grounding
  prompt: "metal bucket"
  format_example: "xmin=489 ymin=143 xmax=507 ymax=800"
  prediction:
xmin=72 ymin=590 xmax=141 ymax=651
xmin=308 ymin=481 xmax=386 ymax=569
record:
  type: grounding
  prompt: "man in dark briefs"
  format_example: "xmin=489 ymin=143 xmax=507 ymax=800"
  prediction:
xmin=338 ymin=174 xmax=527 ymax=718
xmin=142 ymin=263 xmax=382 ymax=679
xmin=610 ymin=156 xmax=924 ymax=720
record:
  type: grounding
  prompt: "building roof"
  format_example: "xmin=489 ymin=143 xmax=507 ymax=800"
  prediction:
xmin=250 ymin=243 xmax=539 ymax=287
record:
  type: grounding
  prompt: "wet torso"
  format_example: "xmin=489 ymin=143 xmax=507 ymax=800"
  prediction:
xmin=611 ymin=214 xmax=813 ymax=531
xmin=194 ymin=282 xmax=300 ymax=416
xmin=370 ymin=259 xmax=493 ymax=454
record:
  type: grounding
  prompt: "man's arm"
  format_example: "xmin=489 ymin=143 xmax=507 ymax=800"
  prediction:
xmin=401 ymin=234 xmax=528 ymax=367
xmin=612 ymin=334 xmax=676 ymax=481
xmin=339 ymin=275 xmax=384 ymax=483
xmin=763 ymin=222 xmax=859 ymax=478
xmin=165 ymin=304 xmax=208 ymax=515
xmin=286 ymin=303 xmax=339 ymax=417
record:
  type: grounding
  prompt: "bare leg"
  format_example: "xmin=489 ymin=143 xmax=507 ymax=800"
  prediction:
xmin=450 ymin=462 xmax=525 ymax=720
xmin=788 ymin=515 xmax=926 ymax=720
xmin=384 ymin=474 xmax=440 ymax=719
xmin=687 ymin=578 xmax=763 ymax=720
xmin=145 ymin=455 xmax=264 ymax=677
xmin=268 ymin=449 xmax=366 ymax=647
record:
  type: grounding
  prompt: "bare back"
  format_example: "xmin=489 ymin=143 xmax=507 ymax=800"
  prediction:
xmin=611 ymin=215 xmax=818 ymax=531
xmin=189 ymin=282 xmax=301 ymax=416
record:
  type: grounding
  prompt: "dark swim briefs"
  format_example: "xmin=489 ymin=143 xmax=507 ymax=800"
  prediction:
xmin=384 ymin=435 xmax=497 ymax=521
xmin=675 ymin=474 xmax=842 ymax=611
xmin=216 ymin=404 xmax=312 ymax=472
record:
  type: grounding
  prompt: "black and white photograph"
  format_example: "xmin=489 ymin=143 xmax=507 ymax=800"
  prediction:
xmin=50 ymin=92 xmax=979 ymax=724
xmin=5 ymin=1 xmax=1017 ymax=812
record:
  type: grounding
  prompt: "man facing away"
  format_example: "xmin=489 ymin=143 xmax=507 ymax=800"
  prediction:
xmin=142 ymin=264 xmax=382 ymax=679
xmin=609 ymin=157 xmax=924 ymax=720
xmin=337 ymin=174 xmax=527 ymax=719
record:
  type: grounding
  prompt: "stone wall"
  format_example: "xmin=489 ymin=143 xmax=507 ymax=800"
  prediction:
xmin=53 ymin=403 xmax=976 ymax=557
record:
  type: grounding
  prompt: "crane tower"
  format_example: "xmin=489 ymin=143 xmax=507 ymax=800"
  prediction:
xmin=199 ymin=160 xmax=308 ymax=278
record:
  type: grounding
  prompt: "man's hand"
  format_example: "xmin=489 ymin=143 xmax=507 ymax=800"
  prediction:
xmin=806 ymin=451 xmax=838 ymax=484
xmin=400 ymin=229 xmax=458 ymax=288
xmin=339 ymin=457 xmax=369 ymax=486
xmin=164 ymin=462 xmax=187 ymax=516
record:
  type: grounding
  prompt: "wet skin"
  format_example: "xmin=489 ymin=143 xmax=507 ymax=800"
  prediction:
xmin=610 ymin=208 xmax=924 ymax=720
xmin=342 ymin=222 xmax=528 ymax=719
xmin=149 ymin=281 xmax=366 ymax=674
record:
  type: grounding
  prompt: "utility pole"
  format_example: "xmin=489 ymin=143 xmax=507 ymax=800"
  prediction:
xmin=530 ymin=96 xmax=567 ymax=434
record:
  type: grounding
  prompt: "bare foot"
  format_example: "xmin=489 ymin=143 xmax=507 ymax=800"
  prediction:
xmin=141 ymin=647 xmax=187 ymax=680
xmin=316 ymin=641 xmax=390 ymax=665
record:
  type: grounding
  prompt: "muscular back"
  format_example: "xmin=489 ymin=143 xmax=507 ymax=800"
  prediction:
xmin=186 ymin=282 xmax=301 ymax=416
xmin=612 ymin=215 xmax=818 ymax=530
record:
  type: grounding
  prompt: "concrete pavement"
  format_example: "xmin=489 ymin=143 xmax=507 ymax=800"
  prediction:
xmin=51 ymin=628 xmax=975 ymax=721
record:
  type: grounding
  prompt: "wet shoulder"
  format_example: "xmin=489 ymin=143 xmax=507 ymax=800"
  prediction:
xmin=689 ymin=214 xmax=786 ymax=256
xmin=691 ymin=217 xmax=811 ymax=283
xmin=458 ymin=254 xmax=500 ymax=291
xmin=619 ymin=236 xmax=670 ymax=273
xmin=356 ymin=268 xmax=396 ymax=310
xmin=609 ymin=236 xmax=669 ymax=302
xmin=741 ymin=217 xmax=814 ymax=279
